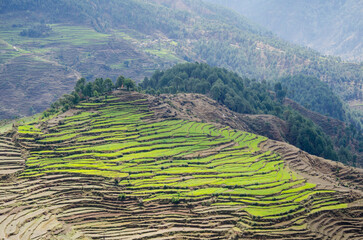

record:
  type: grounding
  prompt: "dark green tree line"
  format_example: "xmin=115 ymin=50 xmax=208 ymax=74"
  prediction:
xmin=43 ymin=76 xmax=135 ymax=117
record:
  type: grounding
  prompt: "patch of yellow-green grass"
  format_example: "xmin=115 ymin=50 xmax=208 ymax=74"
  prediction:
xmin=282 ymin=183 xmax=316 ymax=194
xmin=79 ymin=102 xmax=105 ymax=106
xmin=293 ymin=191 xmax=328 ymax=202
xmin=245 ymin=204 xmax=300 ymax=217
xmin=310 ymin=203 xmax=347 ymax=214
xmin=128 ymin=172 xmax=155 ymax=178
xmin=39 ymin=133 xmax=78 ymax=142
xmin=18 ymin=125 xmax=42 ymax=135
xmin=229 ymin=180 xmax=305 ymax=196
xmin=145 ymin=48 xmax=181 ymax=62
xmin=187 ymin=188 xmax=226 ymax=196
xmin=172 ymin=178 xmax=223 ymax=188
xmin=0 ymin=26 xmax=112 ymax=70
xmin=0 ymin=114 xmax=42 ymax=134
xmin=87 ymin=126 xmax=129 ymax=133
xmin=45 ymin=168 xmax=128 ymax=178
xmin=212 ymin=202 xmax=244 ymax=206
xmin=112 ymin=31 xmax=135 ymax=41
xmin=143 ymin=193 xmax=182 ymax=202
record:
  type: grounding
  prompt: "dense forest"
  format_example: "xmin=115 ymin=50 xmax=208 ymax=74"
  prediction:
xmin=19 ymin=24 xmax=53 ymax=38
xmin=280 ymin=75 xmax=345 ymax=120
xmin=279 ymin=75 xmax=362 ymax=139
xmin=140 ymin=63 xmax=362 ymax=165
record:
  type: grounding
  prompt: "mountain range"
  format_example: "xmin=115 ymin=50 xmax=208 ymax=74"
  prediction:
xmin=0 ymin=0 xmax=362 ymax=119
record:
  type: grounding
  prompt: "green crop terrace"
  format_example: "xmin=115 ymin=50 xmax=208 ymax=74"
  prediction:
xmin=15 ymin=92 xmax=348 ymax=236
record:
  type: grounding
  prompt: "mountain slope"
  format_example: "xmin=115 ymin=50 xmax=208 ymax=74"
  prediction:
xmin=205 ymin=0 xmax=363 ymax=62
xmin=0 ymin=54 xmax=80 ymax=118
xmin=0 ymin=0 xmax=362 ymax=119
xmin=141 ymin=62 xmax=362 ymax=166
xmin=0 ymin=90 xmax=362 ymax=239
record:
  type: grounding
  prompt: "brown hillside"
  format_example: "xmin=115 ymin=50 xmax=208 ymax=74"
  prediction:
xmin=0 ymin=55 xmax=80 ymax=119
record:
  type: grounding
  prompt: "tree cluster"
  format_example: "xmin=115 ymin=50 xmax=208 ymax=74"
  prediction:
xmin=42 ymin=76 xmax=135 ymax=117
xmin=141 ymin=62 xmax=282 ymax=115
xmin=75 ymin=77 xmax=114 ymax=98
xmin=19 ymin=24 xmax=53 ymax=38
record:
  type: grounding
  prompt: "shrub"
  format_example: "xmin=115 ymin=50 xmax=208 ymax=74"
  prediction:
xmin=171 ymin=196 xmax=180 ymax=204
xmin=114 ymin=178 xmax=119 ymax=185
xmin=118 ymin=193 xmax=126 ymax=201
xmin=20 ymin=24 xmax=53 ymax=38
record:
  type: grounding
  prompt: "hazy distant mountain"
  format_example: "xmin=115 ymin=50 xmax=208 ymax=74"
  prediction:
xmin=206 ymin=0 xmax=363 ymax=62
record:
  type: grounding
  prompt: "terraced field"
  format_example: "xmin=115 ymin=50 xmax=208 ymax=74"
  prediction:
xmin=0 ymin=14 xmax=182 ymax=119
xmin=0 ymin=92 xmax=362 ymax=239
xmin=0 ymin=136 xmax=24 ymax=176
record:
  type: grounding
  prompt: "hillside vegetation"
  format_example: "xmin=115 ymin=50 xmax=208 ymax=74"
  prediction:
xmin=206 ymin=0 xmax=363 ymax=62
xmin=280 ymin=75 xmax=346 ymax=121
xmin=0 ymin=0 xmax=362 ymax=119
xmin=141 ymin=63 xmax=362 ymax=167
xmin=0 ymin=89 xmax=362 ymax=239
